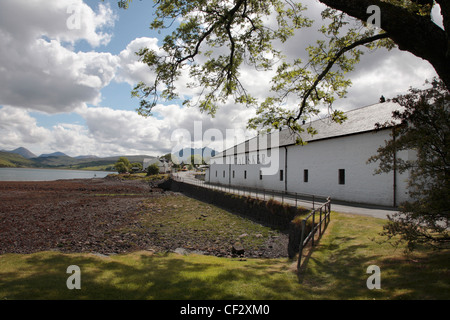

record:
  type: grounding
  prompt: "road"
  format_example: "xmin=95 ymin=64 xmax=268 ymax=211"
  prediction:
xmin=173 ymin=171 xmax=398 ymax=220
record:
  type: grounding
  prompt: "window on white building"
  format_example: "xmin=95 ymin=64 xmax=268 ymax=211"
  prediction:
xmin=304 ymin=169 xmax=308 ymax=183
xmin=280 ymin=170 xmax=284 ymax=181
xmin=339 ymin=169 xmax=345 ymax=185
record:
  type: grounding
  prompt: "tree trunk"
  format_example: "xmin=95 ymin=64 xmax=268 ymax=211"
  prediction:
xmin=319 ymin=0 xmax=450 ymax=91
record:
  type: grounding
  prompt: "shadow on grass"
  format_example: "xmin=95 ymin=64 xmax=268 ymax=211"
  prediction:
xmin=2 ymin=210 xmax=448 ymax=300
xmin=299 ymin=241 xmax=381 ymax=299
xmin=0 ymin=252 xmax=301 ymax=300
xmin=297 ymin=233 xmax=450 ymax=300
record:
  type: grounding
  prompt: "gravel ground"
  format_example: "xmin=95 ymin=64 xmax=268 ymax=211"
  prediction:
xmin=0 ymin=177 xmax=289 ymax=258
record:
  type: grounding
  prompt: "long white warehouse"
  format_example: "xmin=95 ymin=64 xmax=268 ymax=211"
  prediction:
xmin=205 ymin=101 xmax=413 ymax=207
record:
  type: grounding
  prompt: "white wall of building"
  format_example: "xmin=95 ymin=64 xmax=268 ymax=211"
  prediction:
xmin=206 ymin=129 xmax=411 ymax=207
xmin=284 ymin=130 xmax=410 ymax=206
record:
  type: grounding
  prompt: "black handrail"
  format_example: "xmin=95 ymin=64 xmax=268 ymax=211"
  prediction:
xmin=297 ymin=197 xmax=331 ymax=272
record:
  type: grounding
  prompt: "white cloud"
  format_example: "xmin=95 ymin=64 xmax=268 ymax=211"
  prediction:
xmin=0 ymin=0 xmax=118 ymax=114
xmin=0 ymin=106 xmax=50 ymax=151
xmin=332 ymin=49 xmax=438 ymax=111
xmin=0 ymin=0 xmax=441 ymax=158
xmin=116 ymin=37 xmax=160 ymax=86
xmin=0 ymin=0 xmax=116 ymax=47
xmin=76 ymin=104 xmax=171 ymax=155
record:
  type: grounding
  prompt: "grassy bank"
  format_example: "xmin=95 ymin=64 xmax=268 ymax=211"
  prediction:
xmin=299 ymin=212 xmax=449 ymax=299
xmin=0 ymin=204 xmax=448 ymax=299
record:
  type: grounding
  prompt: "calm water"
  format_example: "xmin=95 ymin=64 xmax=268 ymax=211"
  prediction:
xmin=0 ymin=168 xmax=113 ymax=181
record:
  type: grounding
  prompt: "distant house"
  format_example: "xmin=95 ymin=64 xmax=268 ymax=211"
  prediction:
xmin=143 ymin=157 xmax=171 ymax=174
xmin=131 ymin=166 xmax=142 ymax=173
xmin=206 ymin=101 xmax=413 ymax=207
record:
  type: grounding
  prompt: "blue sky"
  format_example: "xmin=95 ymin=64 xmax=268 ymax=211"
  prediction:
xmin=20 ymin=0 xmax=153 ymax=148
xmin=84 ymin=0 xmax=157 ymax=110
xmin=0 ymin=0 xmax=441 ymax=157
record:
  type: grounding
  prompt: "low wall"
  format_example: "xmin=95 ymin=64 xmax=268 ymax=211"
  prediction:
xmin=160 ymin=179 xmax=311 ymax=258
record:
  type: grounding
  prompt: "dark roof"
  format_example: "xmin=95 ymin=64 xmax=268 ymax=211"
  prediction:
xmin=214 ymin=101 xmax=403 ymax=157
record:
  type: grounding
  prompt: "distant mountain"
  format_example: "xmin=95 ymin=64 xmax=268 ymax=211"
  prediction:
xmin=5 ymin=147 xmax=37 ymax=159
xmin=0 ymin=148 xmax=155 ymax=171
xmin=75 ymin=155 xmax=99 ymax=159
xmin=39 ymin=152 xmax=69 ymax=158
xmin=101 ymin=155 xmax=157 ymax=162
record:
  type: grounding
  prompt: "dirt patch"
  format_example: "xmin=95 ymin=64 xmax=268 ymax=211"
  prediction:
xmin=0 ymin=178 xmax=154 ymax=255
xmin=0 ymin=178 xmax=289 ymax=258
xmin=132 ymin=194 xmax=290 ymax=259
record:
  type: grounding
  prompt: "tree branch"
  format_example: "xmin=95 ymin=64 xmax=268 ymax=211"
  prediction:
xmin=318 ymin=0 xmax=449 ymax=89
xmin=289 ymin=32 xmax=390 ymax=125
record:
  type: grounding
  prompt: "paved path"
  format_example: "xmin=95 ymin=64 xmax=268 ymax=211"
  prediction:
xmin=325 ymin=201 xmax=397 ymax=220
xmin=173 ymin=171 xmax=398 ymax=220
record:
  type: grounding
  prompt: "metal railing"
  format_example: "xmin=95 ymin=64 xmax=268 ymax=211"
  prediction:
xmin=171 ymin=172 xmax=328 ymax=210
xmin=171 ymin=172 xmax=332 ymax=273
xmin=297 ymin=197 xmax=331 ymax=272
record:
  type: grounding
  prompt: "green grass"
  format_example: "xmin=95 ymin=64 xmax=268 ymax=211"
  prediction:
xmin=0 ymin=152 xmax=34 ymax=168
xmin=299 ymin=212 xmax=450 ymax=299
xmin=76 ymin=165 xmax=115 ymax=171
xmin=0 ymin=208 xmax=448 ymax=300
xmin=0 ymin=251 xmax=299 ymax=300
xmin=106 ymin=173 xmax=169 ymax=181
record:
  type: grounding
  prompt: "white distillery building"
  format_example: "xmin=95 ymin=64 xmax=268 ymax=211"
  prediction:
xmin=205 ymin=101 xmax=413 ymax=207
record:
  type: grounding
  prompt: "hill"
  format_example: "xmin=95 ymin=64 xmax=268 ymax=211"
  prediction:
xmin=32 ymin=155 xmax=81 ymax=167
xmin=75 ymin=155 xmax=99 ymax=159
xmin=0 ymin=150 xmax=155 ymax=171
xmin=0 ymin=152 xmax=35 ymax=168
xmin=38 ymin=152 xmax=69 ymax=158
xmin=2 ymin=147 xmax=37 ymax=159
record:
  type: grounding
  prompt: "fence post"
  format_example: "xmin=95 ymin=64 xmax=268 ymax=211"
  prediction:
xmin=327 ymin=198 xmax=331 ymax=224
xmin=311 ymin=210 xmax=315 ymax=247
xmin=319 ymin=207 xmax=322 ymax=237
xmin=297 ymin=219 xmax=306 ymax=270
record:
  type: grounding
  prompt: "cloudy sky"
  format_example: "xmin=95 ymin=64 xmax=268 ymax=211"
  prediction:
xmin=0 ymin=0 xmax=442 ymax=157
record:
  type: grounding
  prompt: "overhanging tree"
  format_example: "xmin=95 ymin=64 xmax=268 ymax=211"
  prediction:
xmin=367 ymin=78 xmax=449 ymax=251
xmin=115 ymin=0 xmax=449 ymax=250
xmin=116 ymin=0 xmax=448 ymax=138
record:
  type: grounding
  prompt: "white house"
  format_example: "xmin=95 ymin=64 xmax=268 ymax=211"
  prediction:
xmin=143 ymin=157 xmax=171 ymax=174
xmin=205 ymin=101 xmax=413 ymax=207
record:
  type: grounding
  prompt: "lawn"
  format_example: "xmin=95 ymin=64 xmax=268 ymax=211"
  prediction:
xmin=0 ymin=202 xmax=448 ymax=300
xmin=299 ymin=212 xmax=450 ymax=299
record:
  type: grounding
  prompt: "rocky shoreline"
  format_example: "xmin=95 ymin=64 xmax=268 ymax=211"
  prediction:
xmin=0 ymin=177 xmax=288 ymax=258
